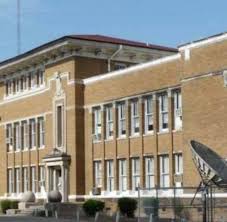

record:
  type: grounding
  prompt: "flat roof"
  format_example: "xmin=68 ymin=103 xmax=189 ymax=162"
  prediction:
xmin=0 ymin=34 xmax=178 ymax=67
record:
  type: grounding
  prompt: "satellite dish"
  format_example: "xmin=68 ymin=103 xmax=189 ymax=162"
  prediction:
xmin=190 ymin=140 xmax=227 ymax=186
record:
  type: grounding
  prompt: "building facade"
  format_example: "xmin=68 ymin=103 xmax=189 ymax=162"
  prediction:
xmin=0 ymin=33 xmax=227 ymax=202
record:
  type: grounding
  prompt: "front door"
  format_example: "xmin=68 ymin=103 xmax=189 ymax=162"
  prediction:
xmin=49 ymin=167 xmax=63 ymax=195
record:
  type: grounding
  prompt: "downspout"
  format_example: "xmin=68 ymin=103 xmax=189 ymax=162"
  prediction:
xmin=108 ymin=45 xmax=123 ymax=72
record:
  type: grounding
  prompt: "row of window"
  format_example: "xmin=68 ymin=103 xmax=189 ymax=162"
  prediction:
xmin=7 ymin=166 xmax=45 ymax=194
xmin=5 ymin=70 xmax=44 ymax=97
xmin=93 ymin=90 xmax=182 ymax=141
xmin=94 ymin=153 xmax=183 ymax=192
xmin=6 ymin=116 xmax=45 ymax=152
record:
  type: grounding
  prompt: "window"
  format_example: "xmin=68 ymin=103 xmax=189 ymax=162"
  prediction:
xmin=173 ymin=90 xmax=182 ymax=130
xmin=105 ymin=106 xmax=113 ymax=140
xmin=39 ymin=166 xmax=45 ymax=190
xmin=114 ymin=63 xmax=127 ymax=71
xmin=145 ymin=157 xmax=155 ymax=189
xmin=159 ymin=155 xmax=169 ymax=188
xmin=15 ymin=168 xmax=20 ymax=194
xmin=21 ymin=121 xmax=29 ymax=150
xmin=23 ymin=167 xmax=29 ymax=192
xmin=37 ymin=70 xmax=44 ymax=86
xmin=131 ymin=100 xmax=140 ymax=135
xmin=14 ymin=122 xmax=20 ymax=151
xmin=93 ymin=108 xmax=101 ymax=141
xmin=31 ymin=166 xmax=36 ymax=193
xmin=94 ymin=161 xmax=102 ymax=188
xmin=118 ymin=103 xmax=126 ymax=137
xmin=174 ymin=153 xmax=183 ymax=175
xmin=38 ymin=117 xmax=45 ymax=148
xmin=144 ymin=97 xmax=153 ymax=134
xmin=119 ymin=159 xmax=127 ymax=191
xmin=29 ymin=119 xmax=36 ymax=149
xmin=7 ymin=169 xmax=13 ymax=194
xmin=56 ymin=105 xmax=64 ymax=148
xmin=159 ymin=93 xmax=168 ymax=132
xmin=106 ymin=160 xmax=114 ymax=192
xmin=131 ymin=158 xmax=140 ymax=190
xmin=6 ymin=124 xmax=13 ymax=152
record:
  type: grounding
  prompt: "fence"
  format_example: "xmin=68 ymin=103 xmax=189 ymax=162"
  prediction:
xmin=136 ymin=186 xmax=227 ymax=222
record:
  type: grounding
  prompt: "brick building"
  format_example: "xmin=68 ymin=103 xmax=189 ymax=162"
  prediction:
xmin=0 ymin=32 xmax=227 ymax=204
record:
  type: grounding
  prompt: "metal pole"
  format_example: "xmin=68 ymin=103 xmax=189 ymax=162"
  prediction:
xmin=17 ymin=0 xmax=21 ymax=55
xmin=173 ymin=186 xmax=176 ymax=221
xmin=202 ymin=189 xmax=207 ymax=222
xmin=210 ymin=186 xmax=213 ymax=222
xmin=137 ymin=185 xmax=141 ymax=222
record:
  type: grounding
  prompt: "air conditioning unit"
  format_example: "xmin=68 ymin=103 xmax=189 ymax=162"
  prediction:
xmin=92 ymin=187 xmax=101 ymax=195
xmin=175 ymin=108 xmax=182 ymax=117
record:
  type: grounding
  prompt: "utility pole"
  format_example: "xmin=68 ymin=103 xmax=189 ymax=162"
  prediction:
xmin=17 ymin=0 xmax=21 ymax=55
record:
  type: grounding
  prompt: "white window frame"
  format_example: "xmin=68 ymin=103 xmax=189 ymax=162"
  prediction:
xmin=131 ymin=158 xmax=140 ymax=190
xmin=23 ymin=167 xmax=29 ymax=192
xmin=38 ymin=117 xmax=45 ymax=148
xmin=159 ymin=155 xmax=170 ymax=188
xmin=94 ymin=161 xmax=102 ymax=188
xmin=118 ymin=102 xmax=126 ymax=138
xmin=106 ymin=160 xmax=114 ymax=192
xmin=39 ymin=166 xmax=45 ymax=189
xmin=159 ymin=93 xmax=168 ymax=132
xmin=31 ymin=166 xmax=36 ymax=193
xmin=174 ymin=153 xmax=183 ymax=175
xmin=21 ymin=120 xmax=29 ymax=150
xmin=93 ymin=108 xmax=101 ymax=141
xmin=173 ymin=90 xmax=182 ymax=130
xmin=29 ymin=119 xmax=36 ymax=149
xmin=105 ymin=106 xmax=113 ymax=140
xmin=6 ymin=124 xmax=13 ymax=152
xmin=14 ymin=122 xmax=21 ymax=151
xmin=7 ymin=169 xmax=13 ymax=194
xmin=145 ymin=157 xmax=155 ymax=189
xmin=15 ymin=168 xmax=20 ymax=194
xmin=119 ymin=159 xmax=127 ymax=191
xmin=131 ymin=100 xmax=140 ymax=136
xmin=144 ymin=96 xmax=153 ymax=134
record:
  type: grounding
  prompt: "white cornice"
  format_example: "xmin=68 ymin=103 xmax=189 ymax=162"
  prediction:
xmin=179 ymin=33 xmax=227 ymax=51
xmin=83 ymin=53 xmax=181 ymax=85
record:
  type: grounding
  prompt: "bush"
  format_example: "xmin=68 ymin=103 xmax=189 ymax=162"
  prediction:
xmin=10 ymin=200 xmax=18 ymax=210
xmin=83 ymin=199 xmax=105 ymax=217
xmin=143 ymin=198 xmax=159 ymax=218
xmin=1 ymin=200 xmax=11 ymax=214
xmin=118 ymin=197 xmax=137 ymax=218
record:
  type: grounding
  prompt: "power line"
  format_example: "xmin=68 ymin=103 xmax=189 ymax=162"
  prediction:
xmin=17 ymin=0 xmax=21 ymax=55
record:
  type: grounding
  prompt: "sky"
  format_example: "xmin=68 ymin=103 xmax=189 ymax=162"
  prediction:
xmin=0 ymin=0 xmax=227 ymax=61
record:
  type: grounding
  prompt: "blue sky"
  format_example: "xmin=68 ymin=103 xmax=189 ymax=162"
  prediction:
xmin=0 ymin=0 xmax=227 ymax=61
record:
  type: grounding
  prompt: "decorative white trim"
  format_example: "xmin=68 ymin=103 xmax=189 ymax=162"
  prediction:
xmin=179 ymin=32 xmax=227 ymax=51
xmin=83 ymin=54 xmax=181 ymax=85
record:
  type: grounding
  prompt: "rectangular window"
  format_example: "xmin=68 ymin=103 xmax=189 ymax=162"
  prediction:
xmin=56 ymin=105 xmax=64 ymax=147
xmin=118 ymin=103 xmax=126 ymax=137
xmin=159 ymin=155 xmax=170 ymax=188
xmin=15 ymin=78 xmax=20 ymax=93
xmin=144 ymin=97 xmax=153 ymax=134
xmin=6 ymin=81 xmax=12 ymax=96
xmin=93 ymin=108 xmax=101 ymax=141
xmin=173 ymin=90 xmax=182 ymax=130
xmin=159 ymin=93 xmax=168 ymax=132
xmin=15 ymin=168 xmax=20 ymax=194
xmin=106 ymin=160 xmax=114 ymax=192
xmin=14 ymin=122 xmax=20 ymax=151
xmin=145 ymin=157 xmax=155 ymax=189
xmin=21 ymin=121 xmax=29 ymax=150
xmin=37 ymin=70 xmax=44 ymax=86
xmin=23 ymin=167 xmax=29 ymax=192
xmin=6 ymin=124 xmax=13 ymax=152
xmin=131 ymin=100 xmax=140 ymax=135
xmin=31 ymin=166 xmax=36 ymax=193
xmin=29 ymin=119 xmax=36 ymax=149
xmin=31 ymin=73 xmax=36 ymax=88
xmin=38 ymin=117 xmax=45 ymax=148
xmin=7 ymin=169 xmax=13 ymax=194
xmin=39 ymin=166 xmax=45 ymax=190
xmin=94 ymin=161 xmax=102 ymax=188
xmin=105 ymin=106 xmax=113 ymax=140
xmin=119 ymin=159 xmax=127 ymax=191
xmin=131 ymin=158 xmax=140 ymax=190
xmin=174 ymin=153 xmax=183 ymax=175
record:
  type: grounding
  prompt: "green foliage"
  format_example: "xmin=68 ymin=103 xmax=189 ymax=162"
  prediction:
xmin=0 ymin=200 xmax=18 ymax=214
xmin=83 ymin=199 xmax=105 ymax=217
xmin=118 ymin=197 xmax=137 ymax=218
xmin=174 ymin=198 xmax=184 ymax=218
xmin=143 ymin=197 xmax=159 ymax=217
xmin=10 ymin=201 xmax=18 ymax=210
